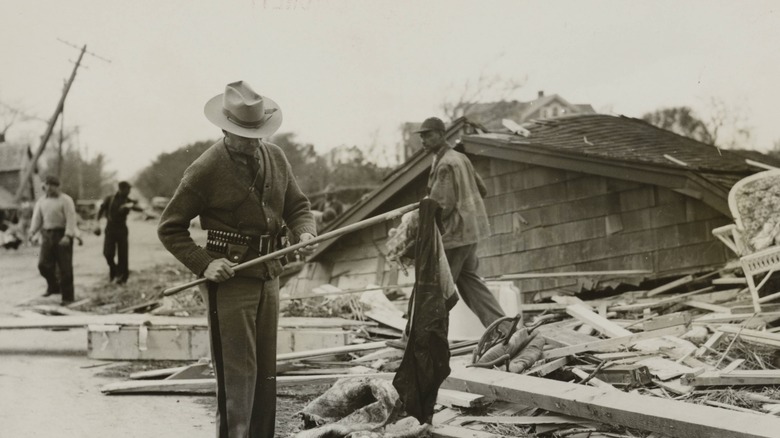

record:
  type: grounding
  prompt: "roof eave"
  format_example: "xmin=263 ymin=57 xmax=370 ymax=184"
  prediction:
xmin=464 ymin=135 xmax=731 ymax=215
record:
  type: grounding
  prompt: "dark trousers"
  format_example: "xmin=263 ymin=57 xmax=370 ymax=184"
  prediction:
xmin=103 ymin=228 xmax=129 ymax=282
xmin=201 ymin=276 xmax=279 ymax=438
xmin=38 ymin=228 xmax=74 ymax=301
xmin=445 ymin=243 xmax=505 ymax=327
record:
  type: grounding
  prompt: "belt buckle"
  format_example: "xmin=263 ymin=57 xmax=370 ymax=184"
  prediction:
xmin=259 ymin=235 xmax=271 ymax=254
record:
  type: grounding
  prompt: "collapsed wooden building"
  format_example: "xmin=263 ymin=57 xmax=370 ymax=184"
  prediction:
xmin=286 ymin=113 xmax=762 ymax=303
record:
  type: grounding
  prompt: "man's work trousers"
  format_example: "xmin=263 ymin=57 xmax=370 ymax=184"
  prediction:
xmin=201 ymin=276 xmax=279 ymax=438
xmin=103 ymin=228 xmax=129 ymax=282
xmin=445 ymin=243 xmax=505 ymax=327
xmin=38 ymin=228 xmax=74 ymax=301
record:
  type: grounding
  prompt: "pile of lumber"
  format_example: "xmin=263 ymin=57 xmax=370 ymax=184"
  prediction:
xmin=51 ymin=271 xmax=780 ymax=437
xmin=432 ymin=269 xmax=780 ymax=437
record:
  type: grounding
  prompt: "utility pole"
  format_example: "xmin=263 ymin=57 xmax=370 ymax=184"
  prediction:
xmin=14 ymin=44 xmax=87 ymax=202
xmin=58 ymin=81 xmax=66 ymax=181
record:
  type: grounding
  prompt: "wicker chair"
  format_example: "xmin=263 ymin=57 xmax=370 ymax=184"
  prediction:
xmin=712 ymin=169 xmax=780 ymax=313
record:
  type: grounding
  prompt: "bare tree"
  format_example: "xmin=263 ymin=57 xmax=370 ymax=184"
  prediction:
xmin=704 ymin=97 xmax=752 ymax=149
xmin=642 ymin=97 xmax=753 ymax=149
xmin=440 ymin=71 xmax=526 ymax=121
xmin=0 ymin=101 xmax=47 ymax=143
xmin=642 ymin=106 xmax=714 ymax=144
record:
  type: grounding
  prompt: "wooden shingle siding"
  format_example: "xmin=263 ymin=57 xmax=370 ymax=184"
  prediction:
xmin=476 ymin=160 xmax=731 ymax=300
xmin=324 ymin=173 xmax=429 ymax=290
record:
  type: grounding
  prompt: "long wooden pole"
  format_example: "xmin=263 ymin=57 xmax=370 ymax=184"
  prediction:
xmin=163 ymin=202 xmax=419 ymax=296
xmin=15 ymin=45 xmax=87 ymax=201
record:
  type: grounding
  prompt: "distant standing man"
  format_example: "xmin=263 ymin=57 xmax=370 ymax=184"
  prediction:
xmin=415 ymin=117 xmax=506 ymax=327
xmin=29 ymin=175 xmax=78 ymax=305
xmin=98 ymin=181 xmax=142 ymax=284
xmin=158 ymin=81 xmax=317 ymax=438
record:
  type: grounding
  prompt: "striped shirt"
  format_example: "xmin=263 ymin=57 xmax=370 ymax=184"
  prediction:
xmin=29 ymin=193 xmax=78 ymax=237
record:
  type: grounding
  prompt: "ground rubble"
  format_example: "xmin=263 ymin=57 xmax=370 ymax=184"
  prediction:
xmin=8 ymin=261 xmax=780 ymax=437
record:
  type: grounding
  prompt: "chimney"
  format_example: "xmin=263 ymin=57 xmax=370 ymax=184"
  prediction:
xmin=537 ymin=90 xmax=544 ymax=98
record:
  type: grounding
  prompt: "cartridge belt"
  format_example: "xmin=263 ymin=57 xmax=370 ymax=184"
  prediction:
xmin=206 ymin=229 xmax=278 ymax=262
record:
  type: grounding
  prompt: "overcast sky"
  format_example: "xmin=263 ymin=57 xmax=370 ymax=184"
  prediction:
xmin=1 ymin=0 xmax=778 ymax=179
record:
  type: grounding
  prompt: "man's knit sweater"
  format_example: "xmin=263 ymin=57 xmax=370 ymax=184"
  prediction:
xmin=158 ymin=139 xmax=316 ymax=279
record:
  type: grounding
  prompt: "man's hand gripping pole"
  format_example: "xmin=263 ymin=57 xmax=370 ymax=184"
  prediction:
xmin=162 ymin=202 xmax=420 ymax=296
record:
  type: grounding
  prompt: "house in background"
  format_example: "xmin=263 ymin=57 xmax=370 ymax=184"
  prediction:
xmin=464 ymin=91 xmax=596 ymax=130
xmin=0 ymin=143 xmax=40 ymax=210
xmin=287 ymin=114 xmax=763 ymax=303
xmin=400 ymin=91 xmax=595 ymax=162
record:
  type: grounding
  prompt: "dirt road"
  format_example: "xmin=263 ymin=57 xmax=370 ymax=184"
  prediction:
xmin=0 ymin=219 xmax=216 ymax=438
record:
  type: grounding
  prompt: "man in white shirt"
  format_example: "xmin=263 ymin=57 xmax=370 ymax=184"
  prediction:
xmin=29 ymin=175 xmax=78 ymax=305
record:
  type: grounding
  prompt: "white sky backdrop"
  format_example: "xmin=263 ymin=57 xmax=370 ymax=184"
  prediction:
xmin=1 ymin=0 xmax=778 ymax=178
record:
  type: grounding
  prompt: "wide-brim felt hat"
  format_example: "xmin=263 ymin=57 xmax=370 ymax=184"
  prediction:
xmin=204 ymin=81 xmax=283 ymax=139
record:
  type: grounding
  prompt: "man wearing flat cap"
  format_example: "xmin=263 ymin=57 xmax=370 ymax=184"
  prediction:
xmin=416 ymin=117 xmax=505 ymax=329
xmin=158 ymin=81 xmax=317 ymax=438
xmin=28 ymin=175 xmax=78 ymax=305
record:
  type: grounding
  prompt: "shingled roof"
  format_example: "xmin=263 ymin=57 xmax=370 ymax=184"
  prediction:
xmin=308 ymin=114 xmax=762 ymax=259
xmin=512 ymin=114 xmax=755 ymax=191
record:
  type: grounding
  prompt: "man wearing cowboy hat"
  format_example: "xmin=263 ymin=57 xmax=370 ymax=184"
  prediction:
xmin=158 ymin=81 xmax=317 ymax=438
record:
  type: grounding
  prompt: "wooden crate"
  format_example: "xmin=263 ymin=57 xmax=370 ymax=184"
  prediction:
xmin=87 ymin=324 xmax=351 ymax=360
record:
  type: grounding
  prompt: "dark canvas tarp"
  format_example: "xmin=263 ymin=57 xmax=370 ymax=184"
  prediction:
xmin=392 ymin=198 xmax=454 ymax=424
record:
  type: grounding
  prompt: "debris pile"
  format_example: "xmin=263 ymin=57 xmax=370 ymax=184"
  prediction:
xmin=7 ymin=258 xmax=780 ymax=437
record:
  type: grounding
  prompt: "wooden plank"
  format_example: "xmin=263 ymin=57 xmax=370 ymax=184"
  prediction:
xmin=693 ymin=312 xmax=780 ymax=325
xmin=432 ymin=424 xmax=514 ymax=438
xmin=609 ymin=287 xmax=714 ymax=312
xmin=721 ymin=359 xmax=745 ymax=374
xmin=695 ymin=331 xmax=724 ymax=358
xmin=455 ymin=415 xmax=594 ymax=426
xmin=641 ymin=312 xmax=691 ymax=331
xmin=0 ymin=315 xmax=207 ymax=330
xmin=443 ymin=367 xmax=780 ymax=438
xmin=646 ymin=275 xmax=695 ymax=297
xmin=565 ymin=304 xmax=631 ymax=338
xmin=436 ymin=389 xmax=493 ymax=408
xmin=129 ymin=365 xmax=189 ymax=380
xmin=718 ymin=325 xmax=780 ymax=347
xmin=571 ymin=367 xmax=618 ymax=391
xmin=432 ymin=408 xmax=461 ymax=426
xmin=535 ymin=323 xmax=601 ymax=347
xmin=712 ymin=277 xmax=747 ymax=285
xmin=166 ymin=362 xmax=211 ymax=380
xmin=682 ymin=370 xmax=780 ymax=387
xmin=276 ymin=341 xmax=387 ymax=361
xmin=492 ymin=270 xmax=652 ymax=280
xmin=718 ymin=325 xmax=780 ymax=345
xmin=102 ymin=373 xmax=395 ymax=394
xmin=364 ymin=309 xmax=407 ymax=331
xmin=525 ymin=357 xmax=567 ymax=376
xmin=683 ymin=300 xmax=732 ymax=314
xmin=636 ymin=357 xmax=695 ymax=381
xmin=0 ymin=315 xmax=366 ymax=330
xmin=87 ymin=324 xmax=210 ymax=361
xmin=350 ymin=347 xmax=404 ymax=363
xmin=543 ymin=326 xmax=687 ymax=360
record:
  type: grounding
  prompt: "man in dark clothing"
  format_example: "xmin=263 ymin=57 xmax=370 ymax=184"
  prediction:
xmin=416 ymin=116 xmax=506 ymax=328
xmin=98 ymin=181 xmax=142 ymax=284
